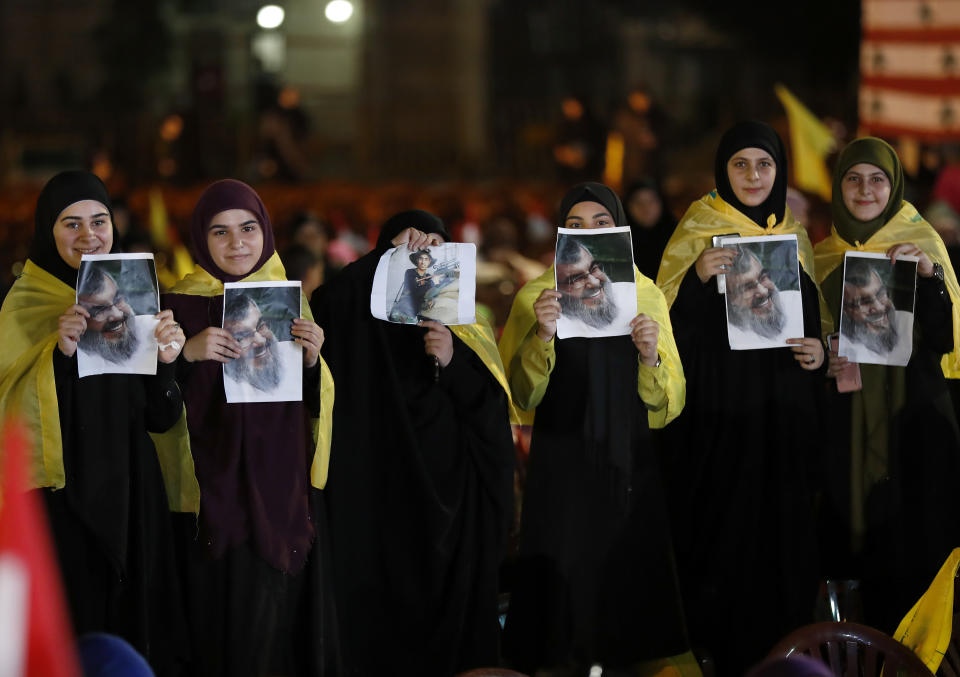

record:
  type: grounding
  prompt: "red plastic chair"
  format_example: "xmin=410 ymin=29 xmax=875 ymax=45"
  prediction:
xmin=768 ymin=621 xmax=934 ymax=676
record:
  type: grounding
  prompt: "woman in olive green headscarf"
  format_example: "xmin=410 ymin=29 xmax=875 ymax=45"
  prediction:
xmin=814 ymin=137 xmax=960 ymax=633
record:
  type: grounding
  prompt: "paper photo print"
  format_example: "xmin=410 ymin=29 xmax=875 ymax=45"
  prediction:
xmin=76 ymin=254 xmax=160 ymax=378
xmin=555 ymin=226 xmax=636 ymax=339
xmin=719 ymin=234 xmax=804 ymax=350
xmin=370 ymin=242 xmax=477 ymax=325
xmin=838 ymin=252 xmax=917 ymax=367
xmin=222 ymin=281 xmax=303 ymax=403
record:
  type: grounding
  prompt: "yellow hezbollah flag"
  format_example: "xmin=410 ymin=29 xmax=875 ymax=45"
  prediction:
xmin=775 ymin=84 xmax=835 ymax=200
xmin=148 ymin=188 xmax=194 ymax=287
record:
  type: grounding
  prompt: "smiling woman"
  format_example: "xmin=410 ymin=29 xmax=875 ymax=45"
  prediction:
xmin=654 ymin=121 xmax=825 ymax=674
xmin=160 ymin=178 xmax=339 ymax=677
xmin=814 ymin=137 xmax=960 ymax=633
xmin=0 ymin=170 xmax=192 ymax=676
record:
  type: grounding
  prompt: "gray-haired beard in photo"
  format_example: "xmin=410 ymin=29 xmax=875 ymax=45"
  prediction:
xmin=560 ymin=275 xmax=618 ymax=329
xmin=78 ymin=310 xmax=140 ymax=364
xmin=842 ymin=302 xmax=899 ymax=354
xmin=225 ymin=335 xmax=283 ymax=392
xmin=728 ymin=286 xmax=787 ymax=339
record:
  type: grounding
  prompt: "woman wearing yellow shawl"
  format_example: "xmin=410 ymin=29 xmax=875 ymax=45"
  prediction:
xmin=162 ymin=180 xmax=338 ymax=676
xmin=0 ymin=171 xmax=192 ymax=675
xmin=500 ymin=183 xmax=695 ymax=676
xmin=814 ymin=137 xmax=960 ymax=634
xmin=655 ymin=122 xmax=824 ymax=675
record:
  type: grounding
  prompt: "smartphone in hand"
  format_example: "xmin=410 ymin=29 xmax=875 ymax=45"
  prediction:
xmin=829 ymin=333 xmax=862 ymax=393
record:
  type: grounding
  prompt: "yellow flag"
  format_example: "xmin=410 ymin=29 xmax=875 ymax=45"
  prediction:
xmin=148 ymin=187 xmax=194 ymax=287
xmin=775 ymin=84 xmax=835 ymax=200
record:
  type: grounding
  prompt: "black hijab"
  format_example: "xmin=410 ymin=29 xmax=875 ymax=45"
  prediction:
xmin=30 ymin=170 xmax=118 ymax=287
xmin=559 ymin=181 xmax=628 ymax=228
xmin=375 ymin=209 xmax=452 ymax=250
xmin=715 ymin=121 xmax=788 ymax=228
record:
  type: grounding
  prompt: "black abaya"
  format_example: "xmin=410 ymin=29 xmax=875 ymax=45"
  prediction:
xmin=660 ymin=267 xmax=823 ymax=676
xmin=310 ymin=247 xmax=515 ymax=677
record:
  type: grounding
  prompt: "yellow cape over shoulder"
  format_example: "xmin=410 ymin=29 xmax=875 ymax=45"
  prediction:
xmin=162 ymin=252 xmax=336 ymax=489
xmin=0 ymin=260 xmax=200 ymax=513
xmin=498 ymin=263 xmax=685 ymax=429
xmin=813 ymin=202 xmax=960 ymax=378
xmin=449 ymin=320 xmax=518 ymax=423
xmin=656 ymin=191 xmax=818 ymax=308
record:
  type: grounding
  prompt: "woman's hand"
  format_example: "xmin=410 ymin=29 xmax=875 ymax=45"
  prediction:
xmin=787 ymin=337 xmax=823 ymax=371
xmin=57 ymin=304 xmax=89 ymax=357
xmin=887 ymin=243 xmax=934 ymax=278
xmin=533 ymin=289 xmax=562 ymax=342
xmin=420 ymin=320 xmax=453 ymax=367
xmin=292 ymin=318 xmax=324 ymax=368
xmin=630 ymin=314 xmax=660 ymax=366
xmin=695 ymin=247 xmax=737 ymax=283
xmin=155 ymin=310 xmax=186 ymax=363
xmin=391 ymin=228 xmax=444 ymax=250
xmin=182 ymin=327 xmax=241 ymax=364
xmin=825 ymin=346 xmax=851 ymax=379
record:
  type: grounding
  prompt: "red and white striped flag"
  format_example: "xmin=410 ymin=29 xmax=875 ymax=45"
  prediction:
xmin=860 ymin=0 xmax=960 ymax=140
xmin=0 ymin=420 xmax=82 ymax=677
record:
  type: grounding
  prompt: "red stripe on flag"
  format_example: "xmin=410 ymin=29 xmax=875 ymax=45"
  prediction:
xmin=861 ymin=75 xmax=960 ymax=95
xmin=864 ymin=28 xmax=960 ymax=41
xmin=860 ymin=120 xmax=960 ymax=141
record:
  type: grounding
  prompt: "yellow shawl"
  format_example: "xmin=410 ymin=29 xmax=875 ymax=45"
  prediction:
xmin=449 ymin=321 xmax=518 ymax=423
xmin=894 ymin=547 xmax=960 ymax=674
xmin=656 ymin=191 xmax=819 ymax=308
xmin=0 ymin=260 xmax=200 ymax=513
xmin=498 ymin=264 xmax=684 ymax=429
xmin=813 ymin=201 xmax=960 ymax=378
xmin=161 ymin=252 xmax=336 ymax=489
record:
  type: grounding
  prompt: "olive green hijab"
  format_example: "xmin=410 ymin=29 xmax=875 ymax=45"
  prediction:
xmin=832 ymin=137 xmax=905 ymax=245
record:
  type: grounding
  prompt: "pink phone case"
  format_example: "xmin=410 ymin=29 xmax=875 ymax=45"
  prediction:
xmin=829 ymin=334 xmax=862 ymax=393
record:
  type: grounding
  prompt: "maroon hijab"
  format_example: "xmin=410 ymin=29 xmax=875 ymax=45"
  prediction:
xmin=189 ymin=179 xmax=276 ymax=282
xmin=165 ymin=179 xmax=313 ymax=574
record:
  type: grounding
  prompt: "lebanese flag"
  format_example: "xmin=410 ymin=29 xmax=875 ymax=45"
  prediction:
xmin=0 ymin=419 xmax=81 ymax=677
xmin=861 ymin=0 xmax=960 ymax=140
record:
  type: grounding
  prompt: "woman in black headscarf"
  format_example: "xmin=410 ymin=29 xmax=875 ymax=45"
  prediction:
xmin=655 ymin=122 xmax=824 ymax=675
xmin=0 ymin=170 xmax=191 ymax=676
xmin=499 ymin=182 xmax=694 ymax=675
xmin=309 ymin=210 xmax=515 ymax=676
xmin=161 ymin=179 xmax=337 ymax=677
xmin=623 ymin=178 xmax=677 ymax=280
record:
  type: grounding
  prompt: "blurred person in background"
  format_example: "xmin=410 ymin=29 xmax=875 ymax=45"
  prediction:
xmin=623 ymin=179 xmax=677 ymax=281
xmin=553 ymin=95 xmax=607 ymax=184
xmin=610 ymin=86 xmax=668 ymax=184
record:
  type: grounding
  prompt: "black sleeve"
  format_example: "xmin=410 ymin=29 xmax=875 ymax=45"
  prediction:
xmin=52 ymin=346 xmax=77 ymax=389
xmin=438 ymin=337 xmax=497 ymax=411
xmin=800 ymin=270 xmax=823 ymax=340
xmin=915 ymin=274 xmax=955 ymax=354
xmin=302 ymin=359 xmax=323 ymax=416
xmin=669 ymin=265 xmax=730 ymax=355
xmin=144 ymin=360 xmax=183 ymax=434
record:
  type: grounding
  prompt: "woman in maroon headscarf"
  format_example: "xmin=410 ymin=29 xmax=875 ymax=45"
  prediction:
xmin=162 ymin=179 xmax=337 ymax=677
